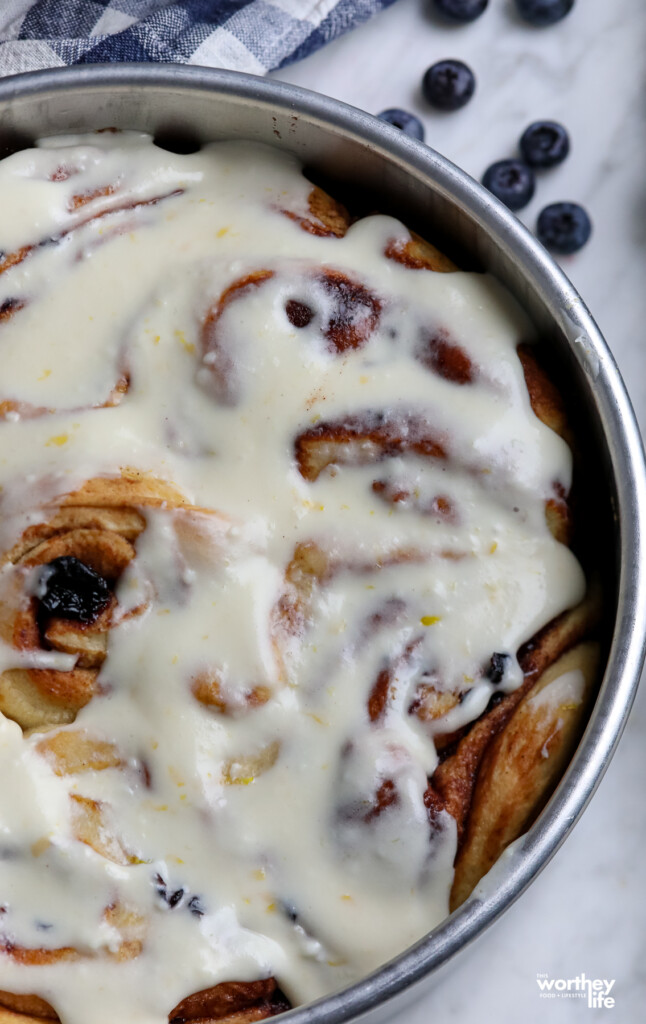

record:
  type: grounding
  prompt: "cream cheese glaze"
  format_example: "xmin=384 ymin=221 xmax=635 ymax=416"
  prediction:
xmin=0 ymin=131 xmax=585 ymax=1024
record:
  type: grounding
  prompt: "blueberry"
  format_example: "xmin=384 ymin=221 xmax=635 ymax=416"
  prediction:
xmin=520 ymin=121 xmax=570 ymax=167
xmin=482 ymin=159 xmax=535 ymax=211
xmin=433 ymin=0 xmax=488 ymax=21
xmin=536 ymin=202 xmax=591 ymax=254
xmin=285 ymin=299 xmax=315 ymax=327
xmin=422 ymin=60 xmax=476 ymax=112
xmin=486 ymin=652 xmax=510 ymax=684
xmin=378 ymin=108 xmax=425 ymax=141
xmin=37 ymin=556 xmax=111 ymax=624
xmin=187 ymin=895 xmax=205 ymax=917
xmin=514 ymin=0 xmax=574 ymax=26
xmin=154 ymin=874 xmax=185 ymax=909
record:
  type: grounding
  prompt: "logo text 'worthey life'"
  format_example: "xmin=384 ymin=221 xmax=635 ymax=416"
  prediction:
xmin=536 ymin=973 xmax=615 ymax=1009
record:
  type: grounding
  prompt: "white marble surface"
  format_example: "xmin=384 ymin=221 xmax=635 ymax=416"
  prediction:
xmin=271 ymin=2 xmax=646 ymax=1021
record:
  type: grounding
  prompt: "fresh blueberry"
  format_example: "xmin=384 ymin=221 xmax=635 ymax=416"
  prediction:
xmin=520 ymin=121 xmax=570 ymax=168
xmin=486 ymin=652 xmax=511 ymax=685
xmin=433 ymin=0 xmax=489 ymax=22
xmin=514 ymin=0 xmax=574 ymax=26
xmin=422 ymin=60 xmax=476 ymax=112
xmin=536 ymin=202 xmax=591 ymax=254
xmin=482 ymin=159 xmax=536 ymax=211
xmin=37 ymin=556 xmax=111 ymax=624
xmin=378 ymin=108 xmax=425 ymax=141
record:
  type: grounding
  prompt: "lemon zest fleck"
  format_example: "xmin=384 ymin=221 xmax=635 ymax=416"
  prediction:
xmin=420 ymin=615 xmax=441 ymax=627
xmin=46 ymin=434 xmax=68 ymax=447
xmin=305 ymin=712 xmax=328 ymax=726
xmin=225 ymin=775 xmax=254 ymax=786
xmin=175 ymin=329 xmax=195 ymax=354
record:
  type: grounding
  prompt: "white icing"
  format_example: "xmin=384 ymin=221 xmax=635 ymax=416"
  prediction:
xmin=0 ymin=133 xmax=586 ymax=1024
xmin=529 ymin=668 xmax=585 ymax=713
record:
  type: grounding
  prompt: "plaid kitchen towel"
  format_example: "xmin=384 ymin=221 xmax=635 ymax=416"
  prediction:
xmin=0 ymin=0 xmax=398 ymax=78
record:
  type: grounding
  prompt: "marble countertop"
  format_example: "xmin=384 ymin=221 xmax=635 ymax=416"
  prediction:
xmin=272 ymin=2 xmax=646 ymax=1020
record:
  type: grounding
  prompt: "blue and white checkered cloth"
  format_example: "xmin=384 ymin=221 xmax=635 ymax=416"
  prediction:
xmin=0 ymin=0 xmax=398 ymax=78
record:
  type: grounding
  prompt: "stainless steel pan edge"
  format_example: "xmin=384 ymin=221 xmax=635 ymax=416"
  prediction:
xmin=0 ymin=65 xmax=643 ymax=1024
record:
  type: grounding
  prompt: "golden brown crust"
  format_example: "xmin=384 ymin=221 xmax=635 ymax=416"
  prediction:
xmin=192 ymin=673 xmax=272 ymax=715
xmin=36 ymin=730 xmax=121 ymax=775
xmin=170 ymin=980 xmax=290 ymax=1024
xmin=295 ymin=414 xmax=446 ymax=483
xmin=425 ymin=680 xmax=533 ymax=845
xmin=424 ymin=584 xmax=601 ymax=850
xmin=0 ymin=668 xmax=96 ymax=731
xmin=0 ymin=993 xmax=57 ymax=1020
xmin=0 ymin=978 xmax=289 ymax=1024
xmin=4 ymin=507 xmax=145 ymax=567
xmin=60 ymin=471 xmax=193 ymax=511
xmin=417 ymin=329 xmax=474 ymax=385
xmin=515 ymin=343 xmax=574 ymax=545
xmin=280 ymin=186 xmax=350 ymax=238
xmin=0 ymin=1011 xmax=54 ymax=1024
xmin=517 ymin=342 xmax=569 ymax=442
xmin=312 ymin=269 xmax=381 ymax=353
xmin=70 ymin=795 xmax=139 ymax=866
xmin=0 ymin=299 xmax=27 ymax=324
xmin=68 ymin=185 xmax=115 ymax=212
xmin=385 ymin=230 xmax=457 ymax=273
xmin=19 ymin=530 xmax=134 ymax=579
xmin=450 ymin=642 xmax=599 ymax=909
xmin=41 ymin=602 xmax=113 ymax=668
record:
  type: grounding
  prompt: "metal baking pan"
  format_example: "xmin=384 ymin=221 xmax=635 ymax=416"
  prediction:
xmin=0 ymin=63 xmax=643 ymax=1024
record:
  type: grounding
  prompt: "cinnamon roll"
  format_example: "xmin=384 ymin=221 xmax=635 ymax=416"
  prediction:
xmin=0 ymin=131 xmax=600 ymax=1024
